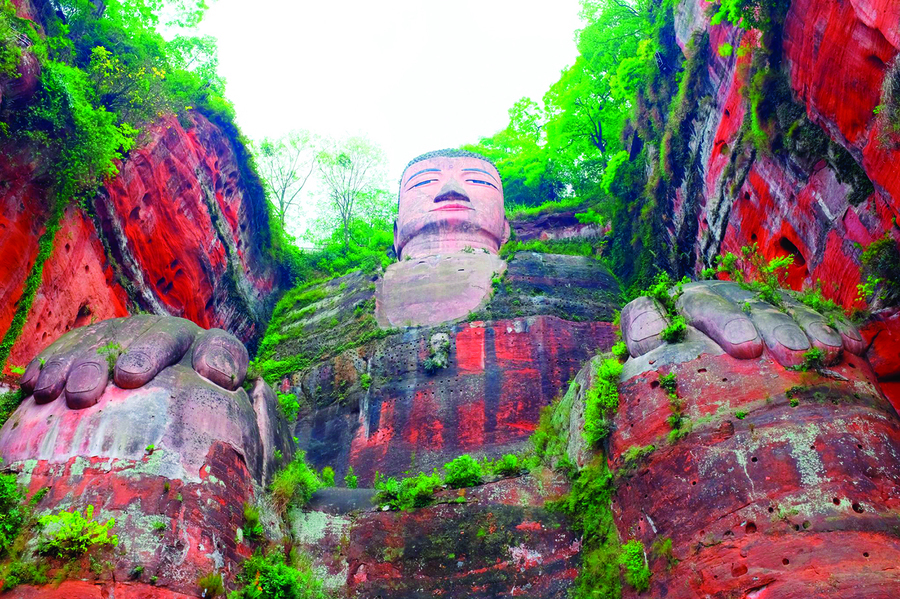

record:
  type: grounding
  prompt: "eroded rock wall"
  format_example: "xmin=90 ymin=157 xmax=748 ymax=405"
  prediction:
xmin=670 ymin=0 xmax=900 ymax=309
xmin=264 ymin=252 xmax=620 ymax=484
xmin=1 ymin=111 xmax=278 ymax=374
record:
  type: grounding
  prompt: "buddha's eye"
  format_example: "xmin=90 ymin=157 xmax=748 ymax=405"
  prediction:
xmin=410 ymin=179 xmax=437 ymax=189
xmin=467 ymin=179 xmax=497 ymax=189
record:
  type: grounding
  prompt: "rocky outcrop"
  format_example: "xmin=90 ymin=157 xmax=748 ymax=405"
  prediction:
xmin=1 ymin=111 xmax=278 ymax=374
xmin=0 ymin=317 xmax=293 ymax=596
xmin=260 ymin=252 xmax=620 ymax=483
xmin=613 ymin=346 xmax=900 ymax=597
xmin=293 ymin=474 xmax=579 ymax=598
xmin=667 ymin=0 xmax=899 ymax=310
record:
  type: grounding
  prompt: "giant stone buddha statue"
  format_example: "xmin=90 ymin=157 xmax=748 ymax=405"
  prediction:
xmin=376 ymin=149 xmax=510 ymax=328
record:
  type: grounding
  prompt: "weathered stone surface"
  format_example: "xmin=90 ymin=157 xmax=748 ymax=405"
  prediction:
xmin=1 ymin=111 xmax=279 ymax=376
xmin=511 ymin=208 xmax=605 ymax=242
xmin=0 ymin=318 xmax=292 ymax=596
xmin=610 ymin=287 xmax=900 ymax=597
xmin=7 ymin=580 xmax=197 ymax=598
xmin=292 ymin=473 xmax=580 ymax=599
xmin=472 ymin=251 xmax=621 ymax=323
xmin=668 ymin=0 xmax=900 ymax=312
xmin=292 ymin=315 xmax=616 ymax=485
xmin=861 ymin=307 xmax=900 ymax=410
xmin=376 ymin=251 xmax=506 ymax=328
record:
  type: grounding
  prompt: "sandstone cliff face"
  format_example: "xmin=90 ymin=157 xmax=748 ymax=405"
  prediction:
xmin=264 ymin=252 xmax=621 ymax=483
xmin=667 ymin=0 xmax=900 ymax=402
xmin=672 ymin=0 xmax=899 ymax=305
xmin=0 ymin=111 xmax=278 ymax=374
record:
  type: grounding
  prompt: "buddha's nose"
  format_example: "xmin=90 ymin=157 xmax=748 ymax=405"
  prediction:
xmin=434 ymin=180 xmax=470 ymax=203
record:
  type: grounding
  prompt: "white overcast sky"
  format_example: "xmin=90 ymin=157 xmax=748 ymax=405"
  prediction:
xmin=196 ymin=0 xmax=581 ymax=236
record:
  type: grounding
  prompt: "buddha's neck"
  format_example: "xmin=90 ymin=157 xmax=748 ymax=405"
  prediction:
xmin=399 ymin=233 xmax=500 ymax=260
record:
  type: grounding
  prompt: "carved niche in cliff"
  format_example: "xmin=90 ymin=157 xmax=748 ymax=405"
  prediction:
xmin=375 ymin=150 xmax=511 ymax=328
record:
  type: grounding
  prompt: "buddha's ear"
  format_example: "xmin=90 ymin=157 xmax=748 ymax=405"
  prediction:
xmin=393 ymin=220 xmax=400 ymax=258
xmin=501 ymin=218 xmax=511 ymax=246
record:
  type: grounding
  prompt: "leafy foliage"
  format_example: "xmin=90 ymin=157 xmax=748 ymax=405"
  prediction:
xmin=242 ymin=502 xmax=263 ymax=543
xmin=494 ymin=454 xmax=522 ymax=477
xmin=36 ymin=505 xmax=117 ymax=559
xmin=0 ymin=471 xmax=25 ymax=556
xmin=555 ymin=460 xmax=621 ymax=599
xmin=619 ymin=539 xmax=651 ymax=591
xmin=373 ymin=470 xmax=443 ymax=511
xmin=230 ymin=548 xmax=327 ymax=599
xmin=583 ymin=358 xmax=623 ymax=446
xmin=715 ymin=243 xmax=793 ymax=306
xmin=196 ymin=571 xmax=224 ymax=598
xmin=611 ymin=340 xmax=629 ymax=360
xmin=270 ymin=452 xmax=322 ymax=513
xmin=344 ymin=466 xmax=358 ymax=489
xmin=659 ymin=314 xmax=686 ymax=343
xmin=277 ymin=392 xmax=302 ymax=422
xmin=443 ymin=455 xmax=483 ymax=489
xmin=859 ymin=233 xmax=900 ymax=307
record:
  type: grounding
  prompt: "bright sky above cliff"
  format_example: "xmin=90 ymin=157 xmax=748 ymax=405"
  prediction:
xmin=199 ymin=0 xmax=581 ymax=187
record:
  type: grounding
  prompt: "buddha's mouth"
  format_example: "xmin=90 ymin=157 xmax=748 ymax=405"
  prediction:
xmin=430 ymin=204 xmax=474 ymax=212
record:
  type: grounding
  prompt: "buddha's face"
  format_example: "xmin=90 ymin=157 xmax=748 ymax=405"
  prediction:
xmin=395 ymin=156 xmax=510 ymax=259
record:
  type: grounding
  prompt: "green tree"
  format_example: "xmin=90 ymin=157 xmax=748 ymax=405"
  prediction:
xmin=317 ymin=136 xmax=387 ymax=250
xmin=255 ymin=130 xmax=319 ymax=232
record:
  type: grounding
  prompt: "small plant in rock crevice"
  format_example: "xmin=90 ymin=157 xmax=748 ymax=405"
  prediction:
xmin=621 ymin=444 xmax=656 ymax=472
xmin=651 ymin=536 xmax=679 ymax=571
xmin=444 ymin=455 xmax=483 ymax=489
xmin=36 ymin=505 xmax=118 ymax=559
xmin=583 ymin=358 xmax=624 ymax=447
xmin=196 ymin=571 xmax=225 ymax=598
xmin=242 ymin=502 xmax=263 ymax=542
xmin=620 ymin=538 xmax=651 ymax=591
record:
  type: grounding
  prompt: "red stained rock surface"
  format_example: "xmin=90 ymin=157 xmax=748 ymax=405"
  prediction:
xmin=673 ymin=0 xmax=900 ymax=311
xmin=96 ymin=112 xmax=276 ymax=342
xmin=2 ymin=445 xmax=257 ymax=596
xmin=294 ymin=316 xmax=616 ymax=485
xmin=7 ymin=581 xmax=197 ymax=599
xmin=861 ymin=307 xmax=900 ymax=410
xmin=6 ymin=206 xmax=130 ymax=372
xmin=293 ymin=473 xmax=579 ymax=599
xmin=612 ymin=350 xmax=900 ymax=598
xmin=1 ymin=111 xmax=278 ymax=375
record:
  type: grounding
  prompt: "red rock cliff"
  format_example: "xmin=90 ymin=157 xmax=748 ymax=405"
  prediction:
xmin=1 ymin=110 xmax=278 ymax=374
xmin=667 ymin=0 xmax=900 ymax=401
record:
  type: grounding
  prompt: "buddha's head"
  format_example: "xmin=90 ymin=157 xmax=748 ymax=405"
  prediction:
xmin=394 ymin=149 xmax=510 ymax=259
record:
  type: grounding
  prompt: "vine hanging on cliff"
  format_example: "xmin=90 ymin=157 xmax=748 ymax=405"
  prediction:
xmin=0 ymin=201 xmax=64 ymax=372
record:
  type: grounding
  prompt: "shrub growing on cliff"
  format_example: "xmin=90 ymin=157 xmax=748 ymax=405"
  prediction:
xmin=444 ymin=455 xmax=483 ymax=489
xmin=555 ymin=460 xmax=620 ymax=598
xmin=374 ymin=470 xmax=443 ymax=511
xmin=36 ymin=505 xmax=117 ymax=559
xmin=859 ymin=233 xmax=900 ymax=307
xmin=875 ymin=56 xmax=900 ymax=148
xmin=619 ymin=539 xmax=651 ymax=591
xmin=277 ymin=393 xmax=302 ymax=422
xmin=271 ymin=452 xmax=321 ymax=513
xmin=583 ymin=358 xmax=624 ymax=447
xmin=494 ymin=454 xmax=521 ymax=477
xmin=230 ymin=548 xmax=327 ymax=599
xmin=659 ymin=314 xmax=687 ymax=343
xmin=0 ymin=471 xmax=25 ymax=556
xmin=344 ymin=466 xmax=358 ymax=489
xmin=196 ymin=571 xmax=224 ymax=598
